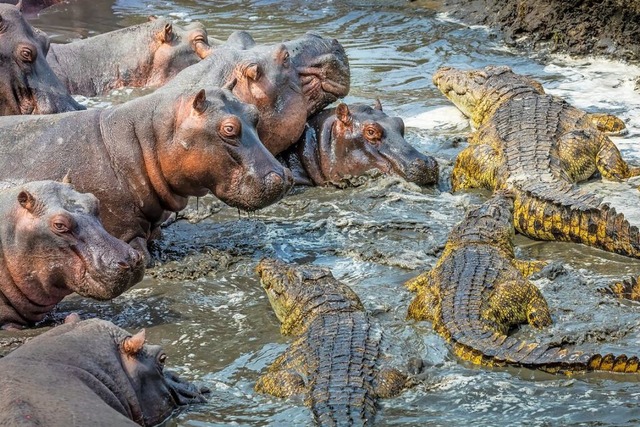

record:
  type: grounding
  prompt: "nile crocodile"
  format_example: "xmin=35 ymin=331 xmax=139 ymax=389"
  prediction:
xmin=407 ymin=191 xmax=640 ymax=374
xmin=255 ymin=258 xmax=411 ymax=426
xmin=435 ymin=65 xmax=640 ymax=258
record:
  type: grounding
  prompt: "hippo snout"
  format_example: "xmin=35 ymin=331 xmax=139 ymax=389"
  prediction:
xmin=115 ymin=248 xmax=143 ymax=271
xmin=404 ymin=156 xmax=439 ymax=186
xmin=263 ymin=168 xmax=294 ymax=201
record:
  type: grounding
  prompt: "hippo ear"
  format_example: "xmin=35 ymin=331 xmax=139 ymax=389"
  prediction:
xmin=148 ymin=15 xmax=157 ymax=21
xmin=15 ymin=0 xmax=22 ymax=11
xmin=17 ymin=190 xmax=36 ymax=213
xmin=374 ymin=98 xmax=383 ymax=111
xmin=121 ymin=329 xmax=146 ymax=357
xmin=192 ymin=89 xmax=207 ymax=114
xmin=336 ymin=103 xmax=352 ymax=125
xmin=243 ymin=63 xmax=261 ymax=81
xmin=162 ymin=23 xmax=173 ymax=43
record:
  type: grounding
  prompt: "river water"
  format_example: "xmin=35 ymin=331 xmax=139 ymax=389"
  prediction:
xmin=11 ymin=0 xmax=640 ymax=425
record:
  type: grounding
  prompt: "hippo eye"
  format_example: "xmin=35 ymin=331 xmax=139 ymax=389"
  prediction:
xmin=51 ymin=218 xmax=71 ymax=233
xmin=19 ymin=46 xmax=35 ymax=63
xmin=193 ymin=35 xmax=206 ymax=44
xmin=219 ymin=117 xmax=241 ymax=140
xmin=363 ymin=125 xmax=383 ymax=143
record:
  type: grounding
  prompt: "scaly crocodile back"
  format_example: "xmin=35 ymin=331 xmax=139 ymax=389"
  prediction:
xmin=287 ymin=311 xmax=380 ymax=426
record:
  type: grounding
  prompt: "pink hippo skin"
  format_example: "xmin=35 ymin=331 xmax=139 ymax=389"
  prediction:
xmin=0 ymin=181 xmax=144 ymax=329
xmin=0 ymin=318 xmax=209 ymax=426
xmin=280 ymin=102 xmax=439 ymax=186
xmin=163 ymin=32 xmax=350 ymax=155
xmin=46 ymin=18 xmax=212 ymax=97
xmin=0 ymin=4 xmax=83 ymax=115
xmin=0 ymin=85 xmax=293 ymax=262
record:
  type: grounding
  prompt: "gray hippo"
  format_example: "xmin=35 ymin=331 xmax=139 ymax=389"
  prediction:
xmin=0 ymin=317 xmax=208 ymax=426
xmin=280 ymin=101 xmax=439 ymax=186
xmin=163 ymin=32 xmax=350 ymax=155
xmin=0 ymin=4 xmax=83 ymax=115
xmin=0 ymin=85 xmax=293 ymax=260
xmin=0 ymin=181 xmax=144 ymax=329
xmin=47 ymin=18 xmax=212 ymax=97
xmin=0 ymin=0 xmax=62 ymax=16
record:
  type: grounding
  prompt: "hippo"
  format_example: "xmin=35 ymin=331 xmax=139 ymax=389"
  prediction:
xmin=0 ymin=318 xmax=208 ymax=426
xmin=163 ymin=32 xmax=350 ymax=155
xmin=280 ymin=101 xmax=439 ymax=186
xmin=0 ymin=4 xmax=84 ymax=115
xmin=0 ymin=181 xmax=144 ymax=329
xmin=46 ymin=18 xmax=212 ymax=97
xmin=0 ymin=85 xmax=293 ymax=261
xmin=0 ymin=0 xmax=62 ymax=16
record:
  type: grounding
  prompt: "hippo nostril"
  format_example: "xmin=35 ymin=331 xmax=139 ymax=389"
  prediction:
xmin=129 ymin=249 xmax=143 ymax=266
xmin=406 ymin=157 xmax=439 ymax=186
xmin=117 ymin=261 xmax=131 ymax=270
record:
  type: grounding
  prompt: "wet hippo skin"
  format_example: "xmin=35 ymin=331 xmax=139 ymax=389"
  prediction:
xmin=0 ymin=181 xmax=144 ymax=329
xmin=280 ymin=102 xmax=439 ymax=186
xmin=163 ymin=31 xmax=350 ymax=155
xmin=0 ymin=318 xmax=209 ymax=426
xmin=0 ymin=4 xmax=84 ymax=115
xmin=0 ymin=86 xmax=293 ymax=261
xmin=47 ymin=18 xmax=212 ymax=97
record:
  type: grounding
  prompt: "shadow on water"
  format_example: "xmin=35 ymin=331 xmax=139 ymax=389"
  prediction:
xmin=11 ymin=0 xmax=640 ymax=425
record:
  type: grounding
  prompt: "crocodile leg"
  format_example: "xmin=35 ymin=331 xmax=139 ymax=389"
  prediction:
xmin=373 ymin=366 xmax=410 ymax=398
xmin=603 ymin=275 xmax=640 ymax=301
xmin=482 ymin=279 xmax=552 ymax=334
xmin=512 ymin=259 xmax=548 ymax=277
xmin=451 ymin=144 xmax=500 ymax=191
xmin=595 ymin=134 xmax=640 ymax=180
xmin=587 ymin=112 xmax=627 ymax=136
xmin=255 ymin=351 xmax=308 ymax=398
xmin=406 ymin=272 xmax=439 ymax=322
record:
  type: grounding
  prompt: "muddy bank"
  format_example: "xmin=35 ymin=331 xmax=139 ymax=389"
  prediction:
xmin=434 ymin=0 xmax=640 ymax=62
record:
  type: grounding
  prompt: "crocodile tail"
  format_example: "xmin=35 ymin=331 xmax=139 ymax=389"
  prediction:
xmin=452 ymin=333 xmax=640 ymax=374
xmin=512 ymin=184 xmax=640 ymax=258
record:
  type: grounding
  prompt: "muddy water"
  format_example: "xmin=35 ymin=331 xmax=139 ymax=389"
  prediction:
xmin=7 ymin=0 xmax=640 ymax=425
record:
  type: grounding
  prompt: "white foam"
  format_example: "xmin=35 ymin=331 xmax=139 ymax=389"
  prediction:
xmin=404 ymin=105 xmax=469 ymax=132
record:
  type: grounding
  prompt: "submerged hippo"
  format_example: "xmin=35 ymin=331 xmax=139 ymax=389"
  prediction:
xmin=0 ymin=85 xmax=293 ymax=260
xmin=280 ymin=101 xmax=439 ymax=186
xmin=47 ymin=18 xmax=212 ymax=97
xmin=0 ymin=318 xmax=208 ymax=426
xmin=163 ymin=32 xmax=350 ymax=155
xmin=0 ymin=181 xmax=144 ymax=329
xmin=0 ymin=4 xmax=83 ymax=115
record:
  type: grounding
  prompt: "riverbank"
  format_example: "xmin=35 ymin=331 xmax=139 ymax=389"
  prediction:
xmin=431 ymin=0 xmax=640 ymax=62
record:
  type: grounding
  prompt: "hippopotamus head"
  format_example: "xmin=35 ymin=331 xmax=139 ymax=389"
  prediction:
xmin=146 ymin=18 xmax=212 ymax=87
xmin=295 ymin=101 xmax=438 ymax=186
xmin=228 ymin=42 xmax=308 ymax=155
xmin=3 ymin=181 xmax=144 ymax=308
xmin=3 ymin=318 xmax=208 ymax=424
xmin=285 ymin=32 xmax=350 ymax=117
xmin=155 ymin=86 xmax=293 ymax=211
xmin=432 ymin=65 xmax=545 ymax=128
xmin=0 ymin=4 xmax=83 ymax=115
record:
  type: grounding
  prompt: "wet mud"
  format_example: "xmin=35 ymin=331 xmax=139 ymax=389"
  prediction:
xmin=437 ymin=0 xmax=640 ymax=62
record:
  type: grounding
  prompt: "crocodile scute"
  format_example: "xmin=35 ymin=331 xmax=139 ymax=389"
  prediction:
xmin=407 ymin=191 xmax=640 ymax=374
xmin=255 ymin=258 xmax=410 ymax=426
xmin=435 ymin=65 xmax=640 ymax=259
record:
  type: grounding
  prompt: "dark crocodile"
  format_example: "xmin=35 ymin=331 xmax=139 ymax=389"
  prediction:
xmin=407 ymin=191 xmax=640 ymax=374
xmin=435 ymin=65 xmax=640 ymax=259
xmin=255 ymin=258 xmax=410 ymax=426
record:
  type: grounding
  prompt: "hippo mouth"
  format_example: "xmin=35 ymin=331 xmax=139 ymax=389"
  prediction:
xmin=164 ymin=370 xmax=209 ymax=406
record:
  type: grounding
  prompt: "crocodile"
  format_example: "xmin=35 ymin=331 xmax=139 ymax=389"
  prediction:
xmin=603 ymin=275 xmax=640 ymax=302
xmin=255 ymin=258 xmax=411 ymax=426
xmin=407 ymin=191 xmax=640 ymax=374
xmin=434 ymin=65 xmax=640 ymax=258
